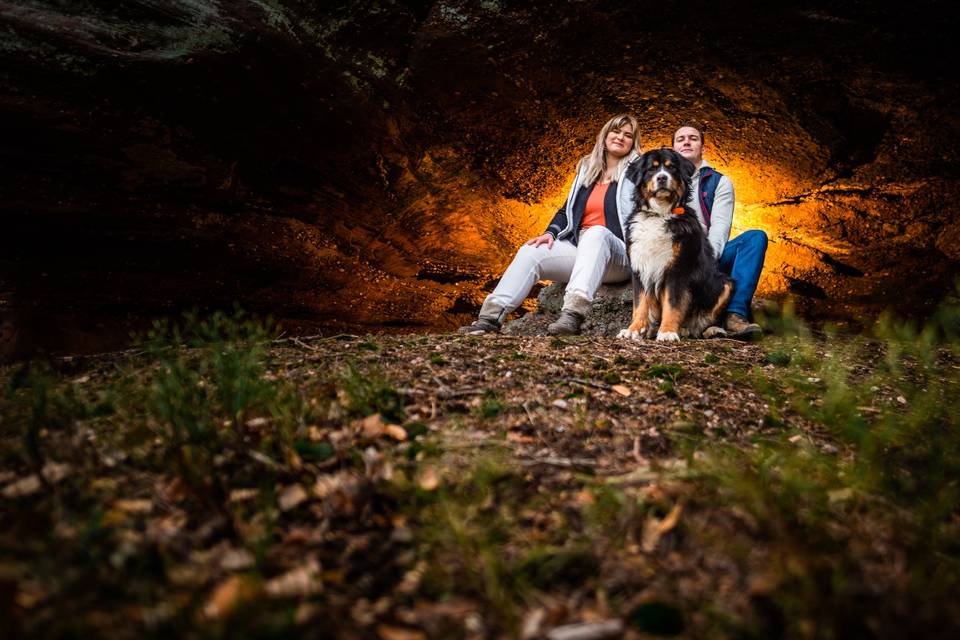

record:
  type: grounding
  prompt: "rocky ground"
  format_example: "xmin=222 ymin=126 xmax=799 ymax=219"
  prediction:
xmin=2 ymin=310 xmax=959 ymax=638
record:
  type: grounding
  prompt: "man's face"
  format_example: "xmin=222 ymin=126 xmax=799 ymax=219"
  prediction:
xmin=673 ymin=126 xmax=703 ymax=166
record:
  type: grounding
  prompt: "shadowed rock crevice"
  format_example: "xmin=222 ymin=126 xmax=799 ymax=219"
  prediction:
xmin=1 ymin=0 xmax=959 ymax=357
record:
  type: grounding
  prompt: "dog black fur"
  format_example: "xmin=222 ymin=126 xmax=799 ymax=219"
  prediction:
xmin=617 ymin=148 xmax=733 ymax=341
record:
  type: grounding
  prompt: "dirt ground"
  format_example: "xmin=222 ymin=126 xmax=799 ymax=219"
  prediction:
xmin=2 ymin=330 xmax=958 ymax=639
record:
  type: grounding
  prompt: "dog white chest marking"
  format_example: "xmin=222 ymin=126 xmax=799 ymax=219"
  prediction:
xmin=627 ymin=214 xmax=674 ymax=294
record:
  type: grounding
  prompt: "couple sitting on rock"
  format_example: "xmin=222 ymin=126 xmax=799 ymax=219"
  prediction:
xmin=458 ymin=114 xmax=767 ymax=339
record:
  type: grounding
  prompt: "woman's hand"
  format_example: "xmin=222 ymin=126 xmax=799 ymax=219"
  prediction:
xmin=525 ymin=233 xmax=554 ymax=249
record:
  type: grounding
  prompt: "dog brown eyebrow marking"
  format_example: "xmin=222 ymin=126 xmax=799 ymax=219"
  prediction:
xmin=664 ymin=160 xmax=673 ymax=167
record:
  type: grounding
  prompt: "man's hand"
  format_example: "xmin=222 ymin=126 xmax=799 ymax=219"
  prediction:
xmin=525 ymin=233 xmax=554 ymax=249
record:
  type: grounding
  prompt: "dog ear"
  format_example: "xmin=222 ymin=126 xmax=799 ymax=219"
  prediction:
xmin=678 ymin=155 xmax=696 ymax=181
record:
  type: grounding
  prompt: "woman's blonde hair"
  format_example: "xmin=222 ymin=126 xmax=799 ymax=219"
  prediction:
xmin=580 ymin=113 xmax=641 ymax=185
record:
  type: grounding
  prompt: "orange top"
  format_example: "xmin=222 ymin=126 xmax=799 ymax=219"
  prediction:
xmin=580 ymin=182 xmax=609 ymax=229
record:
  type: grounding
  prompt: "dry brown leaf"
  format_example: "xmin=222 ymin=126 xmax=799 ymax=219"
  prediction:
xmin=641 ymin=503 xmax=683 ymax=552
xmin=278 ymin=484 xmax=309 ymax=512
xmin=221 ymin=547 xmax=255 ymax=571
xmin=264 ymin=557 xmax=323 ymax=598
xmin=377 ymin=624 xmax=427 ymax=640
xmin=228 ymin=488 xmax=259 ymax=503
xmin=357 ymin=413 xmax=387 ymax=438
xmin=522 ymin=607 xmax=547 ymax=639
xmin=573 ymin=489 xmax=595 ymax=506
xmin=202 ymin=575 xmax=259 ymax=620
xmin=162 ymin=477 xmax=187 ymax=503
xmin=145 ymin=513 xmax=188 ymax=544
xmin=113 ymin=499 xmax=153 ymax=514
xmin=828 ymin=487 xmax=854 ymax=503
xmin=418 ymin=468 xmax=439 ymax=491
xmin=2 ymin=475 xmax=41 ymax=498
xmin=396 ymin=560 xmax=427 ymax=595
xmin=611 ymin=384 xmax=631 ymax=397
xmin=384 ymin=424 xmax=408 ymax=441
xmin=41 ymin=462 xmax=71 ymax=483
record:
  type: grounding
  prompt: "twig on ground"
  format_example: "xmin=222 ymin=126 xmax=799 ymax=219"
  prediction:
xmin=292 ymin=337 xmax=318 ymax=351
xmin=520 ymin=456 xmax=597 ymax=468
xmin=561 ymin=377 xmax=611 ymax=391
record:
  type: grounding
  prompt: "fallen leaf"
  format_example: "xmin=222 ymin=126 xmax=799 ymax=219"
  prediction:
xmin=278 ymin=484 xmax=309 ymax=511
xmin=377 ymin=624 xmax=427 ymax=640
xmin=264 ymin=557 xmax=323 ymax=598
xmin=384 ymin=424 xmax=408 ymax=441
xmin=113 ymin=498 xmax=153 ymax=514
xmin=41 ymin=462 xmax=71 ymax=483
xmin=203 ymin=575 xmax=259 ymax=620
xmin=357 ymin=413 xmax=387 ymax=438
xmin=611 ymin=384 xmax=631 ymax=397
xmin=522 ymin=607 xmax=547 ymax=639
xmin=788 ymin=434 xmax=803 ymax=443
xmin=221 ymin=547 xmax=256 ymax=571
xmin=2 ymin=475 xmax=41 ymax=498
xmin=828 ymin=488 xmax=854 ymax=503
xmin=418 ymin=468 xmax=439 ymax=491
xmin=641 ymin=503 xmax=683 ymax=552
xmin=228 ymin=488 xmax=259 ymax=503
xmin=573 ymin=489 xmax=595 ymax=506
xmin=396 ymin=560 xmax=427 ymax=595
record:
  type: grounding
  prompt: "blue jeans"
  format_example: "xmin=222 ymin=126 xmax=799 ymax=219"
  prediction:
xmin=718 ymin=230 xmax=768 ymax=318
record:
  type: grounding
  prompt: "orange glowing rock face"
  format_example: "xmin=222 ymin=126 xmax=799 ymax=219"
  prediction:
xmin=509 ymin=135 xmax=860 ymax=310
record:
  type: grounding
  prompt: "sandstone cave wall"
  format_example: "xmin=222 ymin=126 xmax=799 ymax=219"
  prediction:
xmin=1 ymin=0 xmax=958 ymax=356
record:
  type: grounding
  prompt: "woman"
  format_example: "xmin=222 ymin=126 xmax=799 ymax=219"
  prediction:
xmin=459 ymin=113 xmax=641 ymax=336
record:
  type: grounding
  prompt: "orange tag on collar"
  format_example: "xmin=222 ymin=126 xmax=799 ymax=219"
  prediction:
xmin=671 ymin=207 xmax=685 ymax=215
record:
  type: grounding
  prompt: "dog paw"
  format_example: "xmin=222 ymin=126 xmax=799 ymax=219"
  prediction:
xmin=703 ymin=326 xmax=727 ymax=339
xmin=656 ymin=331 xmax=680 ymax=342
xmin=617 ymin=328 xmax=642 ymax=340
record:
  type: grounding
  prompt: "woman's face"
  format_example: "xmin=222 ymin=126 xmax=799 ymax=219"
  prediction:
xmin=605 ymin=122 xmax=635 ymax=159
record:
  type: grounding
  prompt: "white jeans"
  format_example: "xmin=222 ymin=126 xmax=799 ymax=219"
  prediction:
xmin=481 ymin=225 xmax=631 ymax=321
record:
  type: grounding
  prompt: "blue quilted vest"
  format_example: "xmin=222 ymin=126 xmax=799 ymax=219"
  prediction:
xmin=697 ymin=167 xmax=723 ymax=229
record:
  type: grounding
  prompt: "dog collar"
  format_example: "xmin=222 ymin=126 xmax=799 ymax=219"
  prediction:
xmin=671 ymin=207 xmax=684 ymax=215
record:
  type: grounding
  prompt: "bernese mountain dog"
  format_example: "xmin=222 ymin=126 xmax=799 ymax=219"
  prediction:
xmin=617 ymin=148 xmax=733 ymax=342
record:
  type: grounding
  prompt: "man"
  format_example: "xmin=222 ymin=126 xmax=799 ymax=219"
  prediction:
xmin=673 ymin=120 xmax=767 ymax=338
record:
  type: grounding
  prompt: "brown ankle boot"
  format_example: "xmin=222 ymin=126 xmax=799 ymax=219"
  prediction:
xmin=724 ymin=313 xmax=762 ymax=339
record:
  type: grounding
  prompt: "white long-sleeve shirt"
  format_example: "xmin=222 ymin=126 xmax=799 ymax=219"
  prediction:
xmin=688 ymin=159 xmax=734 ymax=259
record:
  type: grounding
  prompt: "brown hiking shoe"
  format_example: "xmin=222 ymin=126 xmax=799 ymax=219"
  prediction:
xmin=457 ymin=317 xmax=501 ymax=335
xmin=724 ymin=313 xmax=762 ymax=340
xmin=547 ymin=309 xmax=585 ymax=336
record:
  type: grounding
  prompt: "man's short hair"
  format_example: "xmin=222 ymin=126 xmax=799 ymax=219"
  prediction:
xmin=673 ymin=119 xmax=706 ymax=146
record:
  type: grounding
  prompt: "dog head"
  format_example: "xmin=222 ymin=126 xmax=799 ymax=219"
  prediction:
xmin=627 ymin=148 xmax=696 ymax=211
